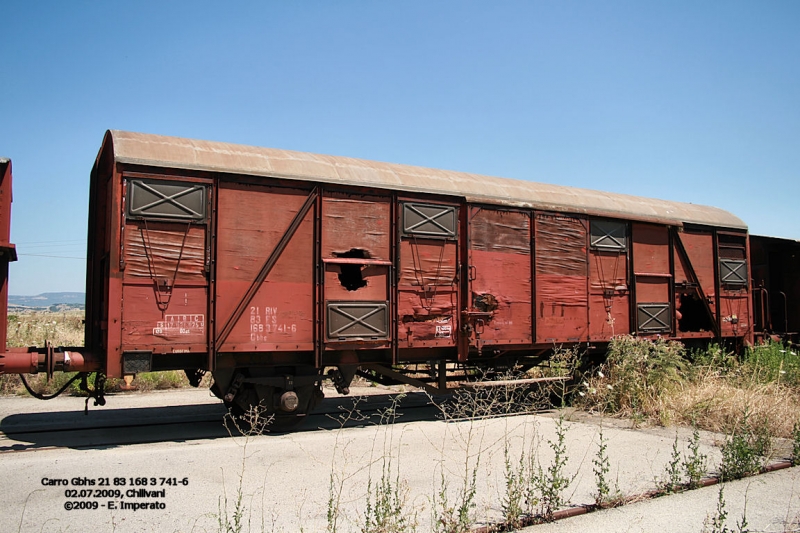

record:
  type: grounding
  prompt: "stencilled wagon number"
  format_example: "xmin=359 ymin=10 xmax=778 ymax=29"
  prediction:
xmin=152 ymin=314 xmax=204 ymax=336
xmin=435 ymin=325 xmax=452 ymax=338
xmin=249 ymin=306 xmax=297 ymax=341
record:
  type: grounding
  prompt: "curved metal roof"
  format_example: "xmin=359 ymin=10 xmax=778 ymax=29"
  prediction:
xmin=104 ymin=130 xmax=747 ymax=230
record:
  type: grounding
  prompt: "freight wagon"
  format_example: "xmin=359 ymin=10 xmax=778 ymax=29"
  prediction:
xmin=1 ymin=132 xmax=798 ymax=425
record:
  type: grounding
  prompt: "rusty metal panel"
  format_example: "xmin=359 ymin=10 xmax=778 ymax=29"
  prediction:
xmin=717 ymin=232 xmax=750 ymax=337
xmin=589 ymin=250 xmax=628 ymax=293
xmin=469 ymin=208 xmax=532 ymax=345
xmin=632 ymin=223 xmax=670 ymax=274
xmin=123 ymin=222 xmax=206 ymax=280
xmin=106 ymin=130 xmax=749 ymax=230
xmin=470 ymin=208 xmax=530 ymax=254
xmin=399 ymin=239 xmax=458 ymax=288
xmin=327 ymin=301 xmax=389 ymax=340
xmin=215 ymin=182 xmax=315 ymax=352
xmin=0 ymin=159 xmax=15 ymax=353
xmin=673 ymin=230 xmax=718 ymax=335
xmin=634 ymin=278 xmax=670 ymax=305
xmin=718 ymin=233 xmax=747 ymax=259
xmin=127 ymin=179 xmax=206 ymax=221
xmin=676 ymin=231 xmax=717 ymax=318
xmin=589 ymin=246 xmax=629 ymax=340
xmin=401 ymin=202 xmax=457 ymax=239
xmin=120 ymin=285 xmax=208 ymax=352
xmin=322 ymin=193 xmax=391 ymax=261
xmin=320 ymin=193 xmax=392 ymax=348
xmin=720 ymin=292 xmax=750 ymax=337
xmin=0 ymin=159 xmax=13 ymax=249
xmin=535 ymin=213 xmax=588 ymax=343
xmin=85 ymin=139 xmax=115 ymax=374
xmin=398 ymin=238 xmax=458 ymax=348
xmin=590 ymin=293 xmax=629 ymax=339
xmin=105 ymin=162 xmax=125 ymax=376
xmin=535 ymin=214 xmax=588 ymax=276
xmin=637 ymin=303 xmax=671 ymax=333
xmin=120 ymin=215 xmax=210 ymax=352
xmin=632 ymin=223 xmax=671 ymax=328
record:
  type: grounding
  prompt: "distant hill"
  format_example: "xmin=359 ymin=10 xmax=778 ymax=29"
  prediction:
xmin=9 ymin=292 xmax=86 ymax=310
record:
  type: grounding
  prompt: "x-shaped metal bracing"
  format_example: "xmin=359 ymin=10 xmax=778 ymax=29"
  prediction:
xmin=330 ymin=305 xmax=386 ymax=336
xmin=721 ymin=260 xmax=746 ymax=285
xmin=592 ymin=225 xmax=626 ymax=250
xmin=639 ymin=305 xmax=669 ymax=331
xmin=405 ymin=204 xmax=454 ymax=236
xmin=133 ymin=182 xmax=204 ymax=218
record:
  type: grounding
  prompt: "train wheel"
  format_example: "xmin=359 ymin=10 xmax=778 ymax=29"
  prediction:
xmin=211 ymin=367 xmax=324 ymax=431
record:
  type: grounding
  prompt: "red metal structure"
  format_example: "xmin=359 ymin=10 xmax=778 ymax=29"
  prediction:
xmin=0 ymin=132 xmax=796 ymax=424
xmin=750 ymin=235 xmax=800 ymax=342
xmin=0 ymin=159 xmax=17 ymax=356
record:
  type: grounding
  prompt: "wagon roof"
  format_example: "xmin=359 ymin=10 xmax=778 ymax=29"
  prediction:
xmin=752 ymin=234 xmax=800 ymax=245
xmin=105 ymin=130 xmax=747 ymax=230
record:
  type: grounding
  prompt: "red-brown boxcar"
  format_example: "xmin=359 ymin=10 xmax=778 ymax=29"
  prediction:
xmin=0 ymin=132 xmax=762 ymax=423
xmin=750 ymin=234 xmax=800 ymax=342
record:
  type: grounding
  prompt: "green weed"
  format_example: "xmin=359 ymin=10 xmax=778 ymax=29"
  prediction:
xmin=538 ymin=416 xmax=571 ymax=520
xmin=326 ymin=398 xmax=369 ymax=533
xmin=431 ymin=463 xmax=477 ymax=533
xmin=706 ymin=485 xmax=729 ymax=533
xmin=742 ymin=341 xmax=800 ymax=386
xmin=501 ymin=442 xmax=526 ymax=529
xmin=703 ymin=486 xmax=750 ymax=533
xmin=719 ymin=410 xmax=771 ymax=481
xmin=659 ymin=433 xmax=683 ymax=493
xmin=500 ymin=427 xmax=540 ymax=529
xmin=362 ymin=395 xmax=416 ymax=533
xmin=592 ymin=427 xmax=619 ymax=506
xmin=683 ymin=426 xmax=707 ymax=489
xmin=216 ymin=404 xmax=276 ymax=533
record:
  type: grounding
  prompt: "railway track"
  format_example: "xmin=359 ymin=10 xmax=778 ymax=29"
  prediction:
xmin=0 ymin=389 xmax=445 ymax=453
xmin=0 ymin=380 xmax=560 ymax=454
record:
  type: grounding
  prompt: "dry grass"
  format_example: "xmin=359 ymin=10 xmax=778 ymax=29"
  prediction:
xmin=1 ymin=310 xmax=209 ymax=396
xmin=576 ymin=336 xmax=800 ymax=439
xmin=0 ymin=310 xmax=85 ymax=395
xmin=665 ymin=379 xmax=800 ymax=439
xmin=7 ymin=310 xmax=85 ymax=348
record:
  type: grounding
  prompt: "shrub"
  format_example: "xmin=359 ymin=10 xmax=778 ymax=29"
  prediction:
xmin=576 ymin=335 xmax=687 ymax=420
xmin=742 ymin=341 xmax=800 ymax=386
xmin=718 ymin=409 xmax=771 ymax=481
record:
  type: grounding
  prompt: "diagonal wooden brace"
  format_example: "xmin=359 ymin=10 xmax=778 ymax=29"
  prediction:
xmin=215 ymin=187 xmax=319 ymax=349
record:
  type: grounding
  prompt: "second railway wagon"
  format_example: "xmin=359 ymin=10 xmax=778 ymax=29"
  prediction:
xmin=0 ymin=131 xmax=766 ymax=424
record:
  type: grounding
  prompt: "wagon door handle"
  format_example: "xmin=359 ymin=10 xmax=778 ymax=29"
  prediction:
xmin=468 ymin=265 xmax=477 ymax=281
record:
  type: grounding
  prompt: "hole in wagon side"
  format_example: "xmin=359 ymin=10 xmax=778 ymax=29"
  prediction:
xmin=334 ymin=249 xmax=370 ymax=291
xmin=677 ymin=292 xmax=714 ymax=332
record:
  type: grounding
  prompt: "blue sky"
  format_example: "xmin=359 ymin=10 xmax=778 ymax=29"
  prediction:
xmin=1 ymin=1 xmax=798 ymax=295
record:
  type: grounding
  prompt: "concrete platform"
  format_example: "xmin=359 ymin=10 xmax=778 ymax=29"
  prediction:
xmin=0 ymin=387 xmax=795 ymax=532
